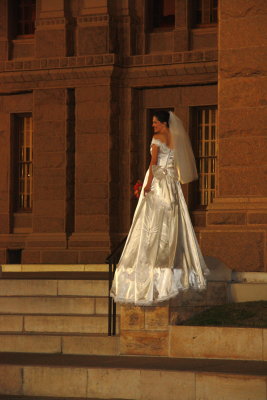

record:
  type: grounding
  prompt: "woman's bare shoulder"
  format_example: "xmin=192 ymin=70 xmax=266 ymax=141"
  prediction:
xmin=153 ymin=133 xmax=166 ymax=143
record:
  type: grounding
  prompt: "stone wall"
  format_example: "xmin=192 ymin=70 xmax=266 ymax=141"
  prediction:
xmin=0 ymin=0 xmax=266 ymax=268
xmin=120 ymin=304 xmax=267 ymax=361
xmin=199 ymin=0 xmax=267 ymax=273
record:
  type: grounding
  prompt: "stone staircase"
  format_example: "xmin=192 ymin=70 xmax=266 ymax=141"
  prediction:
xmin=0 ymin=264 xmax=266 ymax=399
xmin=0 ymin=352 xmax=266 ymax=399
xmin=0 ymin=264 xmax=120 ymax=356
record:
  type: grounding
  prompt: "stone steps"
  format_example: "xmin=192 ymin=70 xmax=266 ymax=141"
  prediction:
xmin=0 ymin=353 xmax=266 ymax=400
xmin=0 ymin=296 xmax=109 ymax=315
xmin=0 ymin=271 xmax=118 ymax=353
xmin=229 ymin=282 xmax=267 ymax=302
xmin=229 ymin=271 xmax=267 ymax=302
xmin=0 ymin=279 xmax=109 ymax=296
xmin=0 ymin=314 xmax=119 ymax=334
xmin=0 ymin=264 xmax=109 ymax=272
xmin=0 ymin=397 xmax=126 ymax=400
xmin=0 ymin=334 xmax=119 ymax=355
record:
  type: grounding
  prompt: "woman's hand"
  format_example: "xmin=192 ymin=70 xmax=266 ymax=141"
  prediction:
xmin=144 ymin=184 xmax=151 ymax=195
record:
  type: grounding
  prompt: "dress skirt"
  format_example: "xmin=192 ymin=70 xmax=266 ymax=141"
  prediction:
xmin=110 ymin=162 xmax=209 ymax=306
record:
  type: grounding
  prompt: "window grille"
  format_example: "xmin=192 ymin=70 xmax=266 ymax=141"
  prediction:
xmin=16 ymin=0 xmax=36 ymax=36
xmin=151 ymin=0 xmax=175 ymax=30
xmin=14 ymin=114 xmax=33 ymax=212
xmin=194 ymin=107 xmax=217 ymax=207
xmin=193 ymin=0 xmax=218 ymax=26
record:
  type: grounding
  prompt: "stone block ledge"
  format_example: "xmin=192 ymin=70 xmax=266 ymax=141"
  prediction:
xmin=120 ymin=305 xmax=267 ymax=361
xmin=169 ymin=325 xmax=267 ymax=361
xmin=0 ymin=263 xmax=108 ymax=272
xmin=0 ymin=353 xmax=266 ymax=399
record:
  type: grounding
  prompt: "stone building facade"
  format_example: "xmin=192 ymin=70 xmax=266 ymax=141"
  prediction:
xmin=0 ymin=0 xmax=266 ymax=272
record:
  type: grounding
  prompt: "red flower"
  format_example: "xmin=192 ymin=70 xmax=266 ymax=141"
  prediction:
xmin=133 ymin=180 xmax=142 ymax=199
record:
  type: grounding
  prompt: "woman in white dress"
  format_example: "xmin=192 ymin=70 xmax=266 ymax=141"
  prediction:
xmin=110 ymin=110 xmax=209 ymax=305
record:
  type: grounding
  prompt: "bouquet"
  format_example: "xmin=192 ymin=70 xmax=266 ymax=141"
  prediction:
xmin=133 ymin=180 xmax=142 ymax=199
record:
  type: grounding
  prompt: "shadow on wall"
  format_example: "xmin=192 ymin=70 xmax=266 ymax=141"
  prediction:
xmin=204 ymin=256 xmax=232 ymax=282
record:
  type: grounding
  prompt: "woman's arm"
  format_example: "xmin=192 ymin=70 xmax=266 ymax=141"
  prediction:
xmin=144 ymin=144 xmax=159 ymax=195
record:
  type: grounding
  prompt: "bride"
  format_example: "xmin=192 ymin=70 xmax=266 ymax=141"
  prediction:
xmin=110 ymin=110 xmax=209 ymax=305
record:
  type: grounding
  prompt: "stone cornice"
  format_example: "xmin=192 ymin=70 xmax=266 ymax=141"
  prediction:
xmin=0 ymin=50 xmax=218 ymax=87
xmin=0 ymin=54 xmax=117 ymax=73
xmin=123 ymin=49 xmax=217 ymax=66
xmin=0 ymin=49 xmax=217 ymax=73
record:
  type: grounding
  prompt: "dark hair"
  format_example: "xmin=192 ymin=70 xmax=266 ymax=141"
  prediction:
xmin=153 ymin=110 xmax=170 ymax=127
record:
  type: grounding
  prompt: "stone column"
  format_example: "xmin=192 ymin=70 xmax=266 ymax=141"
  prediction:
xmin=120 ymin=305 xmax=169 ymax=356
xmin=0 ymin=97 xmax=11 ymax=237
xmin=201 ymin=0 xmax=267 ymax=273
xmin=77 ymin=0 xmax=110 ymax=55
xmin=218 ymin=0 xmax=267 ymax=199
xmin=35 ymin=0 xmax=67 ymax=57
xmin=0 ymin=0 xmax=9 ymax=59
xmin=24 ymin=88 xmax=69 ymax=263
xmin=68 ymin=84 xmax=110 ymax=263
xmin=109 ymin=0 xmax=137 ymax=56
xmin=174 ymin=0 xmax=189 ymax=52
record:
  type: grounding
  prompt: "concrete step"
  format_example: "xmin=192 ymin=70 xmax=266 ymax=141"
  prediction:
xmin=229 ymin=282 xmax=267 ymax=302
xmin=0 ymin=264 xmax=109 ymax=272
xmin=0 ymin=397 xmax=127 ymax=400
xmin=0 ymin=296 xmax=108 ymax=315
xmin=0 ymin=334 xmax=119 ymax=355
xmin=0 ymin=353 xmax=266 ymax=399
xmin=229 ymin=271 xmax=267 ymax=302
xmin=0 ymin=396 xmax=132 ymax=400
xmin=0 ymin=314 xmax=119 ymax=334
xmin=0 ymin=279 xmax=109 ymax=297
xmin=232 ymin=271 xmax=267 ymax=283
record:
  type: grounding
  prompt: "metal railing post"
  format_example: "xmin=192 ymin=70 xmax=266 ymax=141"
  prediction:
xmin=106 ymin=236 xmax=127 ymax=336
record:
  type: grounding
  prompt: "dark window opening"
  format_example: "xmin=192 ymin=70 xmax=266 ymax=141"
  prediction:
xmin=191 ymin=106 xmax=217 ymax=209
xmin=11 ymin=0 xmax=36 ymax=37
xmin=13 ymin=114 xmax=33 ymax=212
xmin=150 ymin=0 xmax=175 ymax=31
xmin=7 ymin=249 xmax=22 ymax=264
xmin=193 ymin=0 xmax=218 ymax=27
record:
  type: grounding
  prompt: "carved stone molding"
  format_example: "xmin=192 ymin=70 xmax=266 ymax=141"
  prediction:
xmin=0 ymin=50 xmax=218 ymax=87
xmin=123 ymin=49 xmax=218 ymax=67
xmin=0 ymin=67 xmax=114 ymax=86
xmin=0 ymin=49 xmax=217 ymax=74
xmin=36 ymin=17 xmax=67 ymax=27
xmin=111 ymin=15 xmax=140 ymax=24
xmin=77 ymin=14 xmax=109 ymax=25
xmin=0 ymin=54 xmax=117 ymax=73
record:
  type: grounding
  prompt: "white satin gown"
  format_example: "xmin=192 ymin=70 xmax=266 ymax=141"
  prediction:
xmin=110 ymin=138 xmax=209 ymax=305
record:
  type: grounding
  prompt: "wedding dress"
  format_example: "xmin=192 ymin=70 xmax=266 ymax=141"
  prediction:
xmin=110 ymin=137 xmax=209 ymax=306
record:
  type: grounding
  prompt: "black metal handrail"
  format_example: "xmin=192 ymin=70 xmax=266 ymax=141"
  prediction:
xmin=106 ymin=236 xmax=127 ymax=336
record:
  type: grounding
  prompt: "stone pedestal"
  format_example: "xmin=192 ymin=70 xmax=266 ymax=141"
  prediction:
xmin=120 ymin=305 xmax=169 ymax=356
